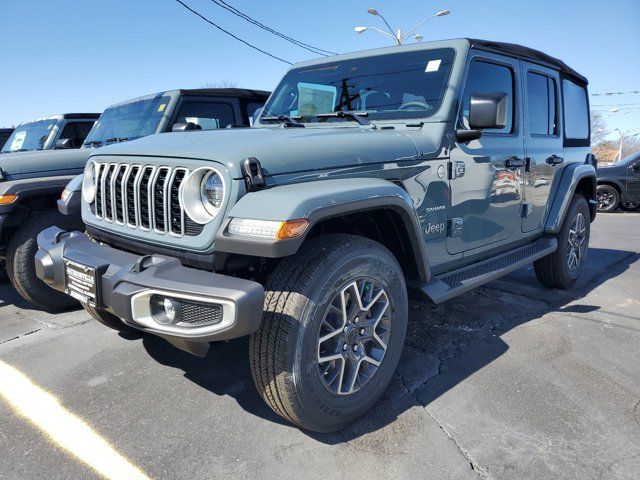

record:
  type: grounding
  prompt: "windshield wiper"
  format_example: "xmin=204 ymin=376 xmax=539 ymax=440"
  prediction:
xmin=261 ymin=115 xmax=304 ymax=128
xmin=83 ymin=140 xmax=103 ymax=147
xmin=316 ymin=111 xmax=370 ymax=126
xmin=105 ymin=137 xmax=130 ymax=144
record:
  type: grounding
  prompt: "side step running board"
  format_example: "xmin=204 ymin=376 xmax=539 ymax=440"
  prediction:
xmin=420 ymin=237 xmax=558 ymax=304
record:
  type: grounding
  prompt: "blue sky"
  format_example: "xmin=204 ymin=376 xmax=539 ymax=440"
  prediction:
xmin=1 ymin=0 xmax=639 ymax=139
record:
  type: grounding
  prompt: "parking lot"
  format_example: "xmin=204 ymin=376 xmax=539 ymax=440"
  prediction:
xmin=0 ymin=212 xmax=638 ymax=480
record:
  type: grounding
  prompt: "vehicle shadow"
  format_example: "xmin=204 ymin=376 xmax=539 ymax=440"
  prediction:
xmin=141 ymin=246 xmax=639 ymax=443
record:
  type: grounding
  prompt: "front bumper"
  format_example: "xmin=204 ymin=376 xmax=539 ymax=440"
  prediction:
xmin=35 ymin=226 xmax=264 ymax=356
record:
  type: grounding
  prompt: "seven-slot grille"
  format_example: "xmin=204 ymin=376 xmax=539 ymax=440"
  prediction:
xmin=91 ymin=162 xmax=193 ymax=236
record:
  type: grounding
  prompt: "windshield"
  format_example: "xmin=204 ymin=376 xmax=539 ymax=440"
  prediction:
xmin=262 ymin=48 xmax=455 ymax=124
xmin=1 ymin=118 xmax=58 ymax=152
xmin=83 ymin=95 xmax=171 ymax=146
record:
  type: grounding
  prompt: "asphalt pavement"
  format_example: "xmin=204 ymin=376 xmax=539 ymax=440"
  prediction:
xmin=0 ymin=212 xmax=638 ymax=480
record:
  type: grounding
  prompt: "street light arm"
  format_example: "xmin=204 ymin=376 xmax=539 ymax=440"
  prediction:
xmin=375 ymin=12 xmax=398 ymax=39
xmin=359 ymin=26 xmax=397 ymax=39
xmin=403 ymin=14 xmax=436 ymax=38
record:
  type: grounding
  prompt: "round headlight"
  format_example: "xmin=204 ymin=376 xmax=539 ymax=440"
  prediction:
xmin=82 ymin=161 xmax=97 ymax=203
xmin=181 ymin=167 xmax=226 ymax=224
xmin=201 ymin=171 xmax=224 ymax=216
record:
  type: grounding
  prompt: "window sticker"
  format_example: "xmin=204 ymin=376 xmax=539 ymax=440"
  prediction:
xmin=47 ymin=124 xmax=54 ymax=130
xmin=10 ymin=131 xmax=26 ymax=151
xmin=158 ymin=103 xmax=167 ymax=112
xmin=425 ymin=59 xmax=442 ymax=73
xmin=297 ymin=82 xmax=337 ymax=116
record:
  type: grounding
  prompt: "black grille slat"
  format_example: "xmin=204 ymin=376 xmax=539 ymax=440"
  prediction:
xmin=94 ymin=164 xmax=104 ymax=217
xmin=153 ymin=169 xmax=169 ymax=231
xmin=139 ymin=168 xmax=153 ymax=229
xmin=114 ymin=166 xmax=126 ymax=223
xmin=103 ymin=165 xmax=115 ymax=220
xmin=169 ymin=169 xmax=186 ymax=235
xmin=126 ymin=166 xmax=139 ymax=225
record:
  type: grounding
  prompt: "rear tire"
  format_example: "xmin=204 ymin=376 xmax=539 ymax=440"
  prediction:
xmin=534 ymin=195 xmax=590 ymax=289
xmin=6 ymin=209 xmax=83 ymax=311
xmin=596 ymin=184 xmax=620 ymax=212
xmin=83 ymin=304 xmax=139 ymax=334
xmin=249 ymin=234 xmax=408 ymax=432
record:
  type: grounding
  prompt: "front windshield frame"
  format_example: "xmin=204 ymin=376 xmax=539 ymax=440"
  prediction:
xmin=83 ymin=95 xmax=172 ymax=146
xmin=1 ymin=117 xmax=59 ymax=153
xmin=260 ymin=47 xmax=456 ymax=125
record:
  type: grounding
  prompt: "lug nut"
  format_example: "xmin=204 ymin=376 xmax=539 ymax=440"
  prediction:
xmin=360 ymin=328 xmax=365 ymax=335
xmin=353 ymin=345 xmax=359 ymax=352
xmin=343 ymin=344 xmax=348 ymax=351
xmin=355 ymin=317 xmax=360 ymax=324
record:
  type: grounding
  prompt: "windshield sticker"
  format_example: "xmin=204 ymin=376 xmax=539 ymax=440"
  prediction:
xmin=296 ymin=82 xmax=337 ymax=116
xmin=10 ymin=131 xmax=26 ymax=151
xmin=158 ymin=103 xmax=167 ymax=112
xmin=425 ymin=59 xmax=442 ymax=73
xmin=47 ymin=124 xmax=54 ymax=130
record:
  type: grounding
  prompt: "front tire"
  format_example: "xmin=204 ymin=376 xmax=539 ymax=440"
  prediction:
xmin=596 ymin=185 xmax=620 ymax=212
xmin=6 ymin=209 xmax=83 ymax=311
xmin=534 ymin=195 xmax=590 ymax=289
xmin=249 ymin=234 xmax=408 ymax=432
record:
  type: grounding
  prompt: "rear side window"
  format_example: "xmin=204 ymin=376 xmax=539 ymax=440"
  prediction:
xmin=563 ymin=79 xmax=589 ymax=140
xmin=175 ymin=102 xmax=235 ymax=130
xmin=527 ymin=72 xmax=557 ymax=136
xmin=461 ymin=60 xmax=514 ymax=134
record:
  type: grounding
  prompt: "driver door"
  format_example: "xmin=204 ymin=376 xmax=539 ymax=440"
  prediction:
xmin=447 ymin=53 xmax=524 ymax=255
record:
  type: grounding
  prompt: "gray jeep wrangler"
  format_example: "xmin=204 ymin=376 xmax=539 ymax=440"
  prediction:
xmin=36 ymin=39 xmax=596 ymax=432
xmin=1 ymin=89 xmax=268 ymax=310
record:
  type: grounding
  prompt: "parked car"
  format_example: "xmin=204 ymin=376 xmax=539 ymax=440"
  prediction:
xmin=1 ymin=114 xmax=98 ymax=154
xmin=1 ymin=88 xmax=269 ymax=309
xmin=36 ymin=39 xmax=595 ymax=432
xmin=596 ymin=152 xmax=640 ymax=211
xmin=0 ymin=129 xmax=14 ymax=150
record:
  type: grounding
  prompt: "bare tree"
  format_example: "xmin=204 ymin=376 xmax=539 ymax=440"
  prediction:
xmin=591 ymin=111 xmax=607 ymax=145
xmin=202 ymin=80 xmax=239 ymax=88
xmin=621 ymin=135 xmax=640 ymax=159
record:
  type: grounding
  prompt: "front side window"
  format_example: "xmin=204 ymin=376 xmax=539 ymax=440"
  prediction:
xmin=1 ymin=118 xmax=58 ymax=152
xmin=460 ymin=60 xmax=514 ymax=134
xmin=563 ymin=79 xmax=589 ymax=140
xmin=262 ymin=48 xmax=455 ymax=122
xmin=527 ymin=72 xmax=557 ymax=136
xmin=175 ymin=102 xmax=235 ymax=130
xmin=83 ymin=95 xmax=171 ymax=146
xmin=59 ymin=121 xmax=95 ymax=149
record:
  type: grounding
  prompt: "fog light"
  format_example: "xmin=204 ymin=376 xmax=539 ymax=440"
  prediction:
xmin=150 ymin=295 xmax=182 ymax=325
xmin=163 ymin=298 xmax=177 ymax=322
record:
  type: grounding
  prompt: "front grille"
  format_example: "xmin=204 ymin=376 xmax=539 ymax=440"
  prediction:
xmin=92 ymin=162 xmax=191 ymax=237
xmin=176 ymin=301 xmax=223 ymax=326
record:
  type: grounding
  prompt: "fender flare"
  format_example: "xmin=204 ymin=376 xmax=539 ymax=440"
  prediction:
xmin=0 ymin=175 xmax=77 ymax=215
xmin=215 ymin=178 xmax=431 ymax=282
xmin=544 ymin=163 xmax=596 ymax=234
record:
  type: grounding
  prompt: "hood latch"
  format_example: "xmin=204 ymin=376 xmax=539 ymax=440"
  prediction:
xmin=242 ymin=157 xmax=266 ymax=192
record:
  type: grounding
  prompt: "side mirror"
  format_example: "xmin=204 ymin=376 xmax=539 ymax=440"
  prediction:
xmin=469 ymin=92 xmax=508 ymax=130
xmin=54 ymin=138 xmax=74 ymax=149
xmin=171 ymin=122 xmax=202 ymax=132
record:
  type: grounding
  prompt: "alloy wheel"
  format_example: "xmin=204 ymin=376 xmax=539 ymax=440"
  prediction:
xmin=567 ymin=212 xmax=587 ymax=273
xmin=316 ymin=279 xmax=391 ymax=396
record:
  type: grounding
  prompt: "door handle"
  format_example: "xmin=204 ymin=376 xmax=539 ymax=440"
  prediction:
xmin=505 ymin=157 xmax=526 ymax=169
xmin=546 ymin=154 xmax=564 ymax=166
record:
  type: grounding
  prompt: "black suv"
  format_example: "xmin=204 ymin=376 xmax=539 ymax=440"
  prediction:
xmin=596 ymin=152 xmax=640 ymax=211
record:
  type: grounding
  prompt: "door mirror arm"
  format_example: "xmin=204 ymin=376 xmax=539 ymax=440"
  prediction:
xmin=455 ymin=129 xmax=482 ymax=143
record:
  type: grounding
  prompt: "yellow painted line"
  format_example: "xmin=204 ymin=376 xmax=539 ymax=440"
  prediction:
xmin=0 ymin=360 xmax=151 ymax=480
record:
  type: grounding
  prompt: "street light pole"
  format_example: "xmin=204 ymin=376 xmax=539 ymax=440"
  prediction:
xmin=615 ymin=128 xmax=624 ymax=162
xmin=355 ymin=8 xmax=450 ymax=45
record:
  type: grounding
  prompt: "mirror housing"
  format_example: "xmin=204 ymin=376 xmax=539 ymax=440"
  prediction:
xmin=469 ymin=92 xmax=508 ymax=130
xmin=54 ymin=138 xmax=74 ymax=149
xmin=251 ymin=107 xmax=263 ymax=126
xmin=171 ymin=122 xmax=202 ymax=132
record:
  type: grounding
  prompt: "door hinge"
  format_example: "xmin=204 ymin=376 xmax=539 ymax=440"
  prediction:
xmin=522 ymin=203 xmax=534 ymax=218
xmin=242 ymin=157 xmax=266 ymax=192
xmin=449 ymin=218 xmax=464 ymax=237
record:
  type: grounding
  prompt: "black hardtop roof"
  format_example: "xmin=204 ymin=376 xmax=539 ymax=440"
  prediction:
xmin=468 ymin=39 xmax=587 ymax=84
xmin=0 ymin=128 xmax=13 ymax=133
xmin=61 ymin=113 xmax=101 ymax=119
xmin=178 ymin=88 xmax=271 ymax=100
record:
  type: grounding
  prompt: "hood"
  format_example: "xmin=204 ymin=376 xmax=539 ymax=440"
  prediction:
xmin=89 ymin=126 xmax=443 ymax=178
xmin=0 ymin=148 xmax=92 ymax=179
